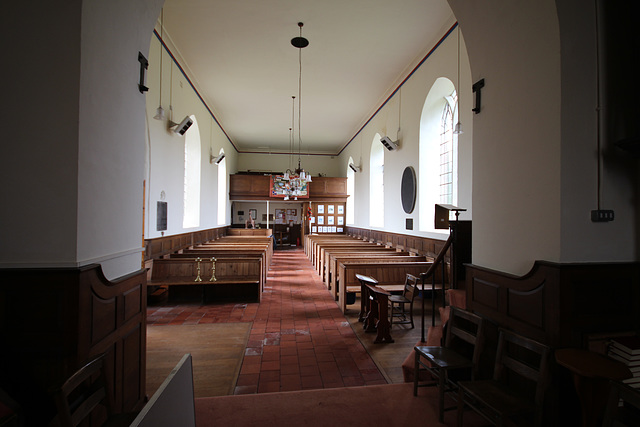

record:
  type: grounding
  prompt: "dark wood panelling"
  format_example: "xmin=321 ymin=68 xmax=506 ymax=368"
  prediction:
xmin=465 ymin=261 xmax=640 ymax=426
xmin=229 ymin=174 xmax=348 ymax=202
xmin=466 ymin=261 xmax=640 ymax=348
xmin=345 ymin=226 xmax=450 ymax=259
xmin=144 ymin=226 xmax=228 ymax=260
xmin=0 ymin=265 xmax=146 ymax=424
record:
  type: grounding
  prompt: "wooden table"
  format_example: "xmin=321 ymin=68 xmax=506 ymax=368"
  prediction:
xmin=356 ymin=274 xmax=394 ymax=344
xmin=556 ymin=348 xmax=632 ymax=427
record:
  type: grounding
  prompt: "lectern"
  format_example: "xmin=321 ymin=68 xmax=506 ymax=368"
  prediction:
xmin=435 ymin=204 xmax=466 ymax=288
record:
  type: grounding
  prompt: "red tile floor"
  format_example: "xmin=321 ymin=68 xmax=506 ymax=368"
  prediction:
xmin=147 ymin=247 xmax=387 ymax=394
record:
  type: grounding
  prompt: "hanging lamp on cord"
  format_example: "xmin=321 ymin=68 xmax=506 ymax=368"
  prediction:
xmin=153 ymin=9 xmax=166 ymax=121
xmin=292 ymin=22 xmax=311 ymax=183
xmin=453 ymin=25 xmax=463 ymax=135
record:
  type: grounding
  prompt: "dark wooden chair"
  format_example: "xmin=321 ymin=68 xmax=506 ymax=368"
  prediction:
xmin=456 ymin=328 xmax=552 ymax=427
xmin=52 ymin=354 xmax=137 ymax=427
xmin=413 ymin=306 xmax=485 ymax=422
xmin=389 ymin=273 xmax=419 ymax=329
xmin=602 ymin=379 xmax=640 ymax=427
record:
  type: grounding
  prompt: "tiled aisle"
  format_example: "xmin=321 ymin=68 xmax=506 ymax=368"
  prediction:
xmin=147 ymin=248 xmax=387 ymax=395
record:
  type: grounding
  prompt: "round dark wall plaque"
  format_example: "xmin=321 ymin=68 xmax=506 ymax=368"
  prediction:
xmin=401 ymin=166 xmax=416 ymax=214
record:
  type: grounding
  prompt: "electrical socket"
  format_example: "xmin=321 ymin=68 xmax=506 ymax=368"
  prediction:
xmin=591 ymin=209 xmax=614 ymax=222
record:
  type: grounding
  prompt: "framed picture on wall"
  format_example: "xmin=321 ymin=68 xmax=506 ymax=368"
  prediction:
xmin=317 ymin=205 xmax=325 ymax=214
xmin=337 ymin=216 xmax=344 ymax=225
xmin=317 ymin=216 xmax=324 ymax=225
xmin=312 ymin=226 xmax=317 ymax=233
xmin=328 ymin=216 xmax=334 ymax=225
xmin=328 ymin=205 xmax=335 ymax=214
xmin=337 ymin=205 xmax=344 ymax=215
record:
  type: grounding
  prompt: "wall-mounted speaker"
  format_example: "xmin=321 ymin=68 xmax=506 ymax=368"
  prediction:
xmin=380 ymin=136 xmax=399 ymax=151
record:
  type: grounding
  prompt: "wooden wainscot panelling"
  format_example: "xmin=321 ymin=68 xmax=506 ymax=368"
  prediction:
xmin=229 ymin=174 xmax=271 ymax=200
xmin=0 ymin=264 xmax=147 ymax=423
xmin=465 ymin=261 xmax=640 ymax=426
xmin=466 ymin=261 xmax=640 ymax=348
xmin=144 ymin=226 xmax=228 ymax=260
xmin=308 ymin=177 xmax=347 ymax=202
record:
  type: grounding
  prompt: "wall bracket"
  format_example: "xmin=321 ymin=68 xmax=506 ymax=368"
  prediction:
xmin=472 ymin=79 xmax=485 ymax=114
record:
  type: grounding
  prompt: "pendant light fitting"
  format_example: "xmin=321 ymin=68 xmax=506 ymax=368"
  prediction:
xmin=153 ymin=9 xmax=166 ymax=121
xmin=453 ymin=25 xmax=463 ymax=135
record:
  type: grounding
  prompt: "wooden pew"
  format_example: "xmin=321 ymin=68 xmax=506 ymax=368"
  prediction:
xmin=171 ymin=252 xmax=266 ymax=289
xmin=226 ymin=228 xmax=272 ymax=237
xmin=315 ymin=241 xmax=382 ymax=273
xmin=328 ymin=254 xmax=429 ymax=299
xmin=319 ymin=245 xmax=400 ymax=283
xmin=336 ymin=261 xmax=433 ymax=313
xmin=149 ymin=257 xmax=262 ymax=302
xmin=306 ymin=235 xmax=362 ymax=262
xmin=192 ymin=241 xmax=272 ymax=275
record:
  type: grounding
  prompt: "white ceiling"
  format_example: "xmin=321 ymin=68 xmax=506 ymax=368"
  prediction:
xmin=160 ymin=0 xmax=454 ymax=155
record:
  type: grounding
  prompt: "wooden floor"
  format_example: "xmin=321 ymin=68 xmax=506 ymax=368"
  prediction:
xmin=147 ymin=246 xmax=439 ymax=394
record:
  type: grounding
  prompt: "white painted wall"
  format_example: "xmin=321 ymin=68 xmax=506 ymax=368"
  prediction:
xmin=556 ymin=0 xmax=637 ymax=263
xmin=237 ymin=153 xmax=340 ymax=178
xmin=144 ymin=34 xmax=237 ymax=242
xmin=448 ymin=0 xmax=562 ymax=275
xmin=338 ymin=23 xmax=473 ymax=242
xmin=3 ymin=0 xmax=636 ymax=281
xmin=1 ymin=3 xmax=82 ymax=267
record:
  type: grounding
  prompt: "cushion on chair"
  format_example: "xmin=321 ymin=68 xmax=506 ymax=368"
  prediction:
xmin=401 ymin=325 xmax=444 ymax=382
xmin=447 ymin=289 xmax=466 ymax=309
xmin=401 ymin=290 xmax=466 ymax=383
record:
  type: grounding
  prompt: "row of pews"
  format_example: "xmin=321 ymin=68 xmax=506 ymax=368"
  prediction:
xmin=148 ymin=235 xmax=273 ymax=303
xmin=305 ymin=234 xmax=448 ymax=313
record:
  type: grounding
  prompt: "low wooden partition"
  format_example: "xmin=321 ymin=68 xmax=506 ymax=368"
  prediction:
xmin=465 ymin=261 xmax=640 ymax=425
xmin=329 ymin=255 xmax=430 ymax=300
xmin=144 ymin=227 xmax=228 ymax=261
xmin=0 ymin=265 xmax=147 ymax=423
xmin=149 ymin=257 xmax=262 ymax=302
xmin=227 ymin=228 xmax=272 ymax=237
xmin=336 ymin=261 xmax=432 ymax=313
xmin=326 ymin=250 xmax=410 ymax=290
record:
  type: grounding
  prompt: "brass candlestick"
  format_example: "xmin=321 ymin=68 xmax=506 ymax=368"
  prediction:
xmin=209 ymin=257 xmax=217 ymax=282
xmin=194 ymin=257 xmax=203 ymax=282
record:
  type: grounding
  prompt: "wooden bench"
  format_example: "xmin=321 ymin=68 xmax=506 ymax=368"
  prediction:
xmin=316 ymin=241 xmax=384 ymax=273
xmin=170 ymin=252 xmax=266 ymax=289
xmin=328 ymin=254 xmax=429 ymax=299
xmin=198 ymin=238 xmax=273 ymax=263
xmin=323 ymin=248 xmax=412 ymax=288
xmin=149 ymin=257 xmax=262 ymax=302
xmin=336 ymin=261 xmax=434 ymax=313
xmin=319 ymin=245 xmax=399 ymax=283
xmin=305 ymin=235 xmax=363 ymax=262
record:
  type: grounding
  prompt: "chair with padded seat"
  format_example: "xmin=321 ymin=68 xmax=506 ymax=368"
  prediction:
xmin=413 ymin=306 xmax=485 ymax=423
xmin=456 ymin=328 xmax=552 ymax=427
xmin=389 ymin=274 xmax=419 ymax=329
xmin=52 ymin=353 xmax=138 ymax=427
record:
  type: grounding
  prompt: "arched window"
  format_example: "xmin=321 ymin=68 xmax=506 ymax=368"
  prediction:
xmin=369 ymin=134 xmax=384 ymax=228
xmin=440 ymin=93 xmax=457 ymax=204
xmin=347 ymin=156 xmax=355 ymax=225
xmin=217 ymin=148 xmax=227 ymax=225
xmin=183 ymin=115 xmax=201 ymax=228
xmin=419 ymin=78 xmax=458 ymax=231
